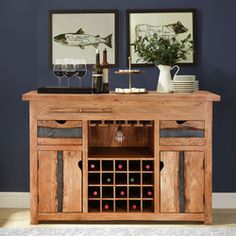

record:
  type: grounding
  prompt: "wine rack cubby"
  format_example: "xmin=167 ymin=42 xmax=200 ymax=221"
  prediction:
xmin=88 ymin=159 xmax=155 ymax=212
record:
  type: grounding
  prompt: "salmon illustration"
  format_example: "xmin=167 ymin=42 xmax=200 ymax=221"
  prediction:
xmin=54 ymin=28 xmax=112 ymax=49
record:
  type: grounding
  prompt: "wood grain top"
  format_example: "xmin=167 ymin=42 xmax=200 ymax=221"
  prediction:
xmin=22 ymin=90 xmax=220 ymax=102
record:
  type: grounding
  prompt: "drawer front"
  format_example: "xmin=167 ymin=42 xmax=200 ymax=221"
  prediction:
xmin=32 ymin=101 xmax=206 ymax=121
xmin=37 ymin=120 xmax=82 ymax=145
xmin=160 ymin=120 xmax=205 ymax=146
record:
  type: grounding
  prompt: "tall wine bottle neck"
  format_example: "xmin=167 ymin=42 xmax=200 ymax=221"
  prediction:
xmin=102 ymin=49 xmax=108 ymax=65
xmin=96 ymin=50 xmax=100 ymax=65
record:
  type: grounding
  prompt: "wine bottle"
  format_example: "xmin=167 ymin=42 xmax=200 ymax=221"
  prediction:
xmin=131 ymin=204 xmax=137 ymax=210
xmin=145 ymin=164 xmax=151 ymax=170
xmin=118 ymin=164 xmax=123 ymax=170
xmin=147 ymin=191 xmax=152 ymax=197
xmin=106 ymin=177 xmax=112 ymax=183
xmin=120 ymin=190 xmax=125 ymax=197
xmin=92 ymin=49 xmax=103 ymax=93
xmin=130 ymin=177 xmax=135 ymax=183
xmin=93 ymin=191 xmax=98 ymax=197
xmin=102 ymin=48 xmax=109 ymax=93
xmin=104 ymin=203 xmax=109 ymax=210
xmin=90 ymin=163 xmax=95 ymax=169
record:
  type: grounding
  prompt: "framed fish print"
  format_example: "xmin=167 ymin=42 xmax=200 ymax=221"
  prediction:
xmin=49 ymin=10 xmax=118 ymax=66
xmin=126 ymin=9 xmax=196 ymax=67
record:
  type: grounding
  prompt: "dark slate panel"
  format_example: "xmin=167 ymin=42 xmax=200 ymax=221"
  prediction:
xmin=57 ymin=151 xmax=63 ymax=213
xmin=179 ymin=151 xmax=185 ymax=213
xmin=38 ymin=127 xmax=82 ymax=138
xmin=160 ymin=129 xmax=204 ymax=138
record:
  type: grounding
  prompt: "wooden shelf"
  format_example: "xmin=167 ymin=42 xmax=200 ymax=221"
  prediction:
xmin=88 ymin=147 xmax=153 ymax=158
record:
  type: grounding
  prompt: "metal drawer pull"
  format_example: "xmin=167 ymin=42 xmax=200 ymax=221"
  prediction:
xmin=50 ymin=108 xmax=112 ymax=113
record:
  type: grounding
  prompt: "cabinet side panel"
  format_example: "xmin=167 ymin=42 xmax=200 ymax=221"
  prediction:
xmin=38 ymin=151 xmax=58 ymax=212
xmin=160 ymin=152 xmax=180 ymax=213
xmin=184 ymin=151 xmax=204 ymax=213
xmin=63 ymin=151 xmax=82 ymax=212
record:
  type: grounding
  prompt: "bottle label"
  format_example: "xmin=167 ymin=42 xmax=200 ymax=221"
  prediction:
xmin=93 ymin=73 xmax=103 ymax=77
xmin=103 ymin=68 xmax=109 ymax=83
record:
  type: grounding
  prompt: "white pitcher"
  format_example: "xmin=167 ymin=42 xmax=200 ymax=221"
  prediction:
xmin=156 ymin=65 xmax=180 ymax=93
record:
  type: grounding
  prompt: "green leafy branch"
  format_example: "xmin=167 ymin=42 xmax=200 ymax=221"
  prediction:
xmin=132 ymin=33 xmax=194 ymax=66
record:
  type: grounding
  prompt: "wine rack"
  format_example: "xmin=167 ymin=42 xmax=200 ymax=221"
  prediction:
xmin=89 ymin=120 xmax=153 ymax=127
xmin=88 ymin=159 xmax=155 ymax=212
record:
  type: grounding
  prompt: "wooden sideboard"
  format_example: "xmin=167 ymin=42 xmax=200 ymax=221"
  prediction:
xmin=22 ymin=90 xmax=220 ymax=224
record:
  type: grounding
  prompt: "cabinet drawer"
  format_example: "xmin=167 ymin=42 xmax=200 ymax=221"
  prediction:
xmin=160 ymin=120 xmax=205 ymax=146
xmin=37 ymin=120 xmax=82 ymax=145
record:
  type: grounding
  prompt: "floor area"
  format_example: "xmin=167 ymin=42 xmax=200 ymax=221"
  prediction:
xmin=0 ymin=208 xmax=236 ymax=228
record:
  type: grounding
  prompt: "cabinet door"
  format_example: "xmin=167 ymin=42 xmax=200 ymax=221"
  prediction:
xmin=38 ymin=151 xmax=58 ymax=213
xmin=63 ymin=151 xmax=82 ymax=212
xmin=160 ymin=151 xmax=204 ymax=213
xmin=38 ymin=150 xmax=82 ymax=213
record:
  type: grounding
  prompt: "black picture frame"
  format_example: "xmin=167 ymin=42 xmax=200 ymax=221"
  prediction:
xmin=49 ymin=10 xmax=119 ymax=67
xmin=126 ymin=9 xmax=197 ymax=67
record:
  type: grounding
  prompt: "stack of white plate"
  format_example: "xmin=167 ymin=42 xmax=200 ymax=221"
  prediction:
xmin=171 ymin=75 xmax=199 ymax=93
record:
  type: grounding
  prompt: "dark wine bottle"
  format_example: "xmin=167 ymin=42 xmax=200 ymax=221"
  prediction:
xmin=102 ymin=48 xmax=109 ymax=93
xmin=106 ymin=177 xmax=112 ymax=183
xmin=147 ymin=191 xmax=152 ymax=197
xmin=120 ymin=190 xmax=125 ymax=197
xmin=145 ymin=164 xmax=151 ymax=170
xmin=93 ymin=191 xmax=98 ymax=197
xmin=118 ymin=164 xmax=123 ymax=170
xmin=130 ymin=177 xmax=135 ymax=183
xmin=90 ymin=163 xmax=95 ymax=169
xmin=92 ymin=49 xmax=103 ymax=93
xmin=131 ymin=204 xmax=137 ymax=210
xmin=104 ymin=203 xmax=109 ymax=210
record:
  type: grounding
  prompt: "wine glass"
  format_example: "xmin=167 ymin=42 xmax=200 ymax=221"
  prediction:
xmin=74 ymin=59 xmax=87 ymax=88
xmin=64 ymin=58 xmax=75 ymax=87
xmin=53 ymin=59 xmax=65 ymax=87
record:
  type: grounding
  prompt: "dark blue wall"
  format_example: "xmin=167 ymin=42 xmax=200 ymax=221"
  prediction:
xmin=0 ymin=0 xmax=235 ymax=192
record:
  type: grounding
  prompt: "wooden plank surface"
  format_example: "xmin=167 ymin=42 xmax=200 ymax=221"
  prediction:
xmin=63 ymin=151 xmax=82 ymax=212
xmin=38 ymin=120 xmax=82 ymax=128
xmin=37 ymin=138 xmax=82 ymax=146
xmin=38 ymin=151 xmax=58 ymax=213
xmin=184 ymin=151 xmax=205 ymax=213
xmin=29 ymin=103 xmax=38 ymax=224
xmin=154 ymin=120 xmax=159 ymax=213
xmin=204 ymin=102 xmax=213 ymax=224
xmin=160 ymin=137 xmax=204 ymax=146
xmin=22 ymin=90 xmax=221 ymax=102
xmin=37 ymin=212 xmax=205 ymax=222
xmin=160 ymin=151 xmax=180 ymax=213
xmin=82 ymin=120 xmax=88 ymax=213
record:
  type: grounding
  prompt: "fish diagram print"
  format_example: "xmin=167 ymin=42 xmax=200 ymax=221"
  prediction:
xmin=54 ymin=28 xmax=113 ymax=49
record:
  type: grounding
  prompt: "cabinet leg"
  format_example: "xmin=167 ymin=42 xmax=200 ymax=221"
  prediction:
xmin=30 ymin=213 xmax=38 ymax=224
xmin=204 ymin=215 xmax=212 ymax=225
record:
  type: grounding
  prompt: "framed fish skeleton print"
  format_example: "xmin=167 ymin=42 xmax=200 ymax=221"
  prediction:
xmin=126 ymin=9 xmax=196 ymax=67
xmin=49 ymin=10 xmax=118 ymax=66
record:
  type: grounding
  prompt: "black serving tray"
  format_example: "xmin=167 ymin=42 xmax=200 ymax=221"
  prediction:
xmin=37 ymin=86 xmax=93 ymax=94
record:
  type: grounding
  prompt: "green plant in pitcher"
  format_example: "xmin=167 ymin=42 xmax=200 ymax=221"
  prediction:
xmin=132 ymin=33 xmax=194 ymax=66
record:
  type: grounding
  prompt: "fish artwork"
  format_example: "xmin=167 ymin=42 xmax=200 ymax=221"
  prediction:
xmin=135 ymin=21 xmax=188 ymax=41
xmin=54 ymin=28 xmax=112 ymax=49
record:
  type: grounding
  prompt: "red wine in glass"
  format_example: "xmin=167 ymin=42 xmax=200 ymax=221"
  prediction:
xmin=75 ymin=70 xmax=86 ymax=77
xmin=64 ymin=59 xmax=75 ymax=87
xmin=75 ymin=59 xmax=87 ymax=88
xmin=53 ymin=60 xmax=65 ymax=87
